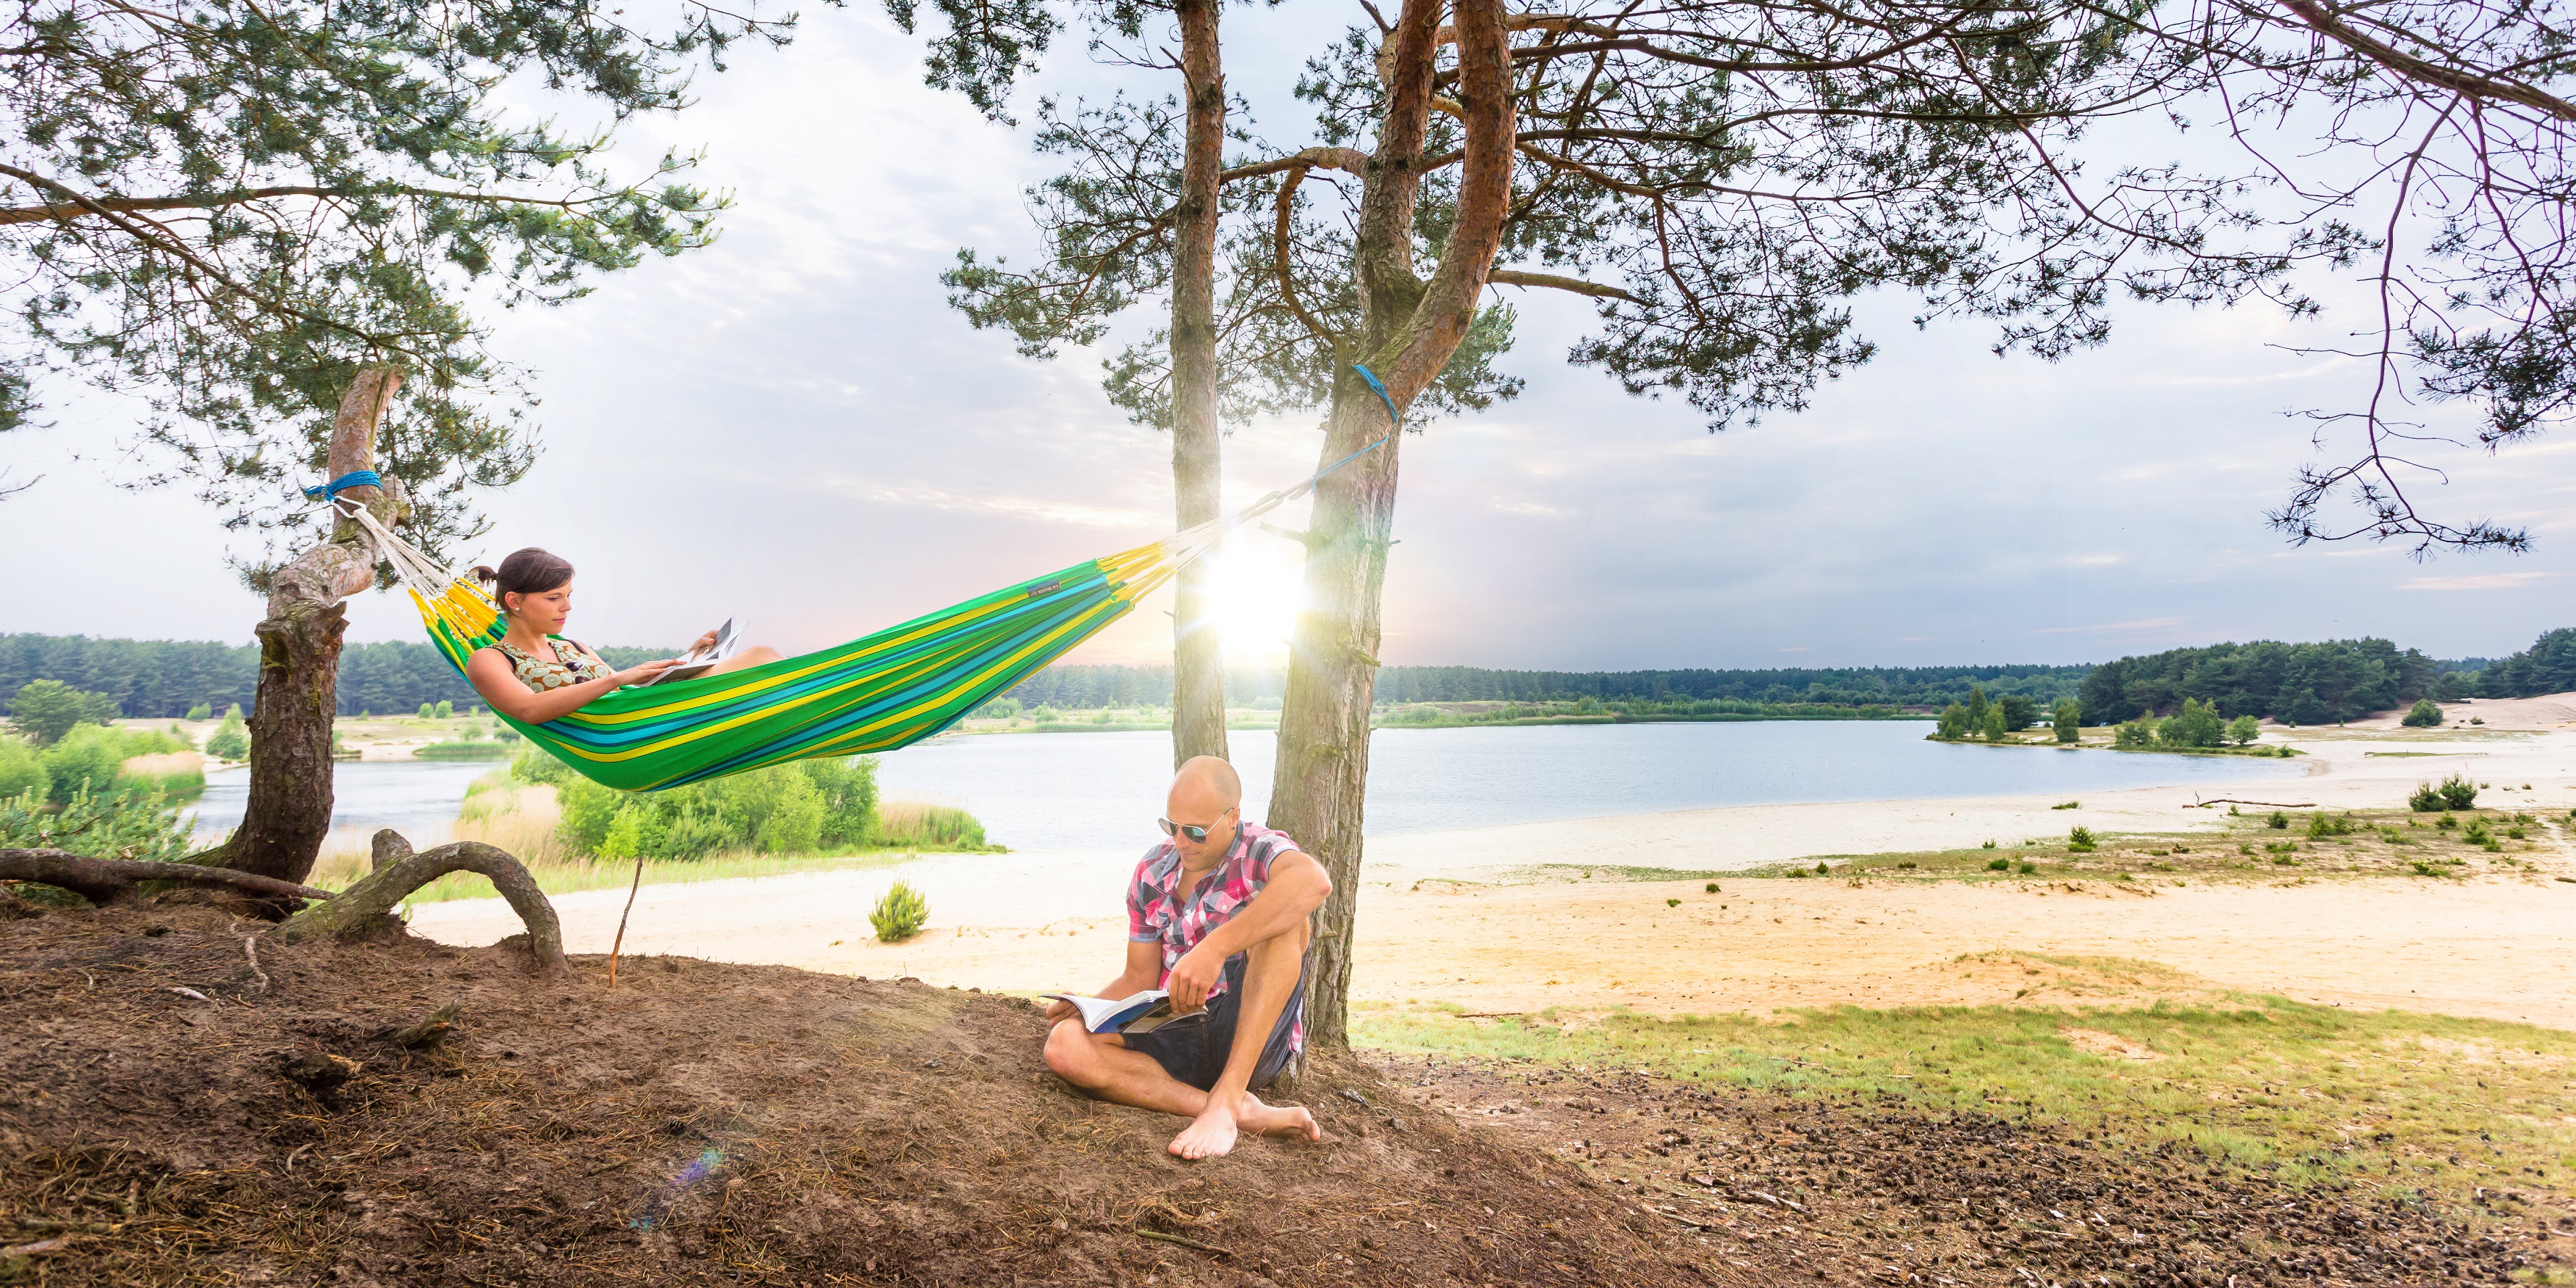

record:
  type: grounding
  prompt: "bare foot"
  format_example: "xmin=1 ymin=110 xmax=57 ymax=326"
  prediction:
xmin=1235 ymin=1094 xmax=1324 ymax=1143
xmin=1167 ymin=1095 xmax=1323 ymax=1159
xmin=1168 ymin=1101 xmax=1241 ymax=1159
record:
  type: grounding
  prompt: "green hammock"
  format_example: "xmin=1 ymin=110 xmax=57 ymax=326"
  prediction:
xmin=337 ymin=369 xmax=1404 ymax=793
xmin=394 ymin=537 xmax=1178 ymax=792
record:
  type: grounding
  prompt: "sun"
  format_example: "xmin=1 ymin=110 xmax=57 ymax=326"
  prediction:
xmin=1196 ymin=538 xmax=1306 ymax=665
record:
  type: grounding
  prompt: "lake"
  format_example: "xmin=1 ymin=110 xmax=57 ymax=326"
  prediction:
xmin=213 ymin=723 xmax=2301 ymax=851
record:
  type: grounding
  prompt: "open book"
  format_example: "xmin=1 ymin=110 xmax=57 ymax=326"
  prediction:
xmin=1044 ymin=989 xmax=1204 ymax=1036
xmin=640 ymin=616 xmax=745 ymax=686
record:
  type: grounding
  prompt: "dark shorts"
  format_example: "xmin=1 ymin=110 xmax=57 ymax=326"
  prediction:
xmin=1120 ymin=951 xmax=1307 ymax=1093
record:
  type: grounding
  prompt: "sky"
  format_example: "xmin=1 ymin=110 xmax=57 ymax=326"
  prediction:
xmin=4 ymin=7 xmax=2571 ymax=672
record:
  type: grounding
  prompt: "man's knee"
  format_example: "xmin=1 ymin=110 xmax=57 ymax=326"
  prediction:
xmin=1252 ymin=916 xmax=1310 ymax=961
xmin=1044 ymin=1019 xmax=1102 ymax=1085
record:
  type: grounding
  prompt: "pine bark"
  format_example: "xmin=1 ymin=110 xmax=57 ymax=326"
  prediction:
xmin=1168 ymin=0 xmax=1230 ymax=768
xmin=1266 ymin=0 xmax=1516 ymax=1048
xmin=219 ymin=369 xmax=404 ymax=884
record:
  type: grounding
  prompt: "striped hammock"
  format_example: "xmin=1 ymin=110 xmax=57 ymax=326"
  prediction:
xmin=337 ymin=369 xmax=1402 ymax=793
xmin=343 ymin=463 xmax=1368 ymax=794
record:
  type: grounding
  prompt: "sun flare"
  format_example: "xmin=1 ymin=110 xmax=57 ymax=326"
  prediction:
xmin=1196 ymin=539 xmax=1306 ymax=665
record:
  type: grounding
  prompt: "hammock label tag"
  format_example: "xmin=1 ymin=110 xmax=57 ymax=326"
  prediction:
xmin=1025 ymin=580 xmax=1062 ymax=599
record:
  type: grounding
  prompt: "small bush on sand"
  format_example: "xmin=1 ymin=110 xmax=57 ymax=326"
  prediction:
xmin=2402 ymin=699 xmax=2443 ymax=728
xmin=1704 ymin=881 xmax=1719 ymax=893
xmin=2067 ymin=826 xmax=2097 ymax=852
xmin=2267 ymin=810 xmax=2291 ymax=828
xmin=872 ymin=881 xmax=929 ymax=942
xmin=1813 ymin=861 xmax=1830 ymax=874
xmin=2437 ymin=773 xmax=2478 ymax=811
xmin=1666 ymin=898 xmax=1681 ymax=907
xmin=2408 ymin=781 xmax=2445 ymax=812
xmin=2016 ymin=862 xmax=2036 ymax=875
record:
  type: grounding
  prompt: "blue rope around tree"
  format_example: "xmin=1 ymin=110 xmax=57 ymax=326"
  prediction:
xmin=301 ymin=470 xmax=382 ymax=502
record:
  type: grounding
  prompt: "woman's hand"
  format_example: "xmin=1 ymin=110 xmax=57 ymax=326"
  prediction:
xmin=689 ymin=628 xmax=719 ymax=657
xmin=612 ymin=659 xmax=680 ymax=687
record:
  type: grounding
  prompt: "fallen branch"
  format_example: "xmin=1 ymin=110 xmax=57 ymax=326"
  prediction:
xmin=1132 ymin=1229 xmax=1233 ymax=1258
xmin=274 ymin=837 xmax=567 ymax=972
xmin=0 ymin=850 xmax=333 ymax=906
xmin=2191 ymin=798 xmax=2317 ymax=809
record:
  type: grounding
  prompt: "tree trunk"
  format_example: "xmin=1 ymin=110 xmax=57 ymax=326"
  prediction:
xmin=219 ymin=368 xmax=404 ymax=884
xmin=1265 ymin=0 xmax=1516 ymax=1048
xmin=1168 ymin=0 xmax=1230 ymax=768
xmin=1263 ymin=373 xmax=1404 ymax=1048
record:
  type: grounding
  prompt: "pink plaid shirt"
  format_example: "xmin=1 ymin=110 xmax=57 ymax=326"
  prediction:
xmin=1125 ymin=822 xmax=1305 ymax=1056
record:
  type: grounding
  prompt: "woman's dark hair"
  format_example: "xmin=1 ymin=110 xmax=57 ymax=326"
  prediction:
xmin=471 ymin=548 xmax=575 ymax=615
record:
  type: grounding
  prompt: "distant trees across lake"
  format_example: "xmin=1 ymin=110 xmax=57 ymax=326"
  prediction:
xmin=7 ymin=630 xmax=2551 ymax=725
xmin=0 ymin=634 xmax=685 ymax=719
xmin=2078 ymin=639 xmax=2472 ymax=726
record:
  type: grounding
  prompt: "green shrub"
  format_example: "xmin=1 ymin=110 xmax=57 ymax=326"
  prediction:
xmin=2409 ymin=781 xmax=2446 ymax=812
xmin=2051 ymin=800 xmax=2080 ymax=810
xmin=184 ymin=702 xmax=213 ymax=720
xmin=1 ymin=784 xmax=192 ymax=863
xmin=973 ymin=697 xmax=1022 ymax=719
xmin=495 ymin=725 xmax=521 ymax=743
xmin=2052 ymin=700 xmax=2081 ymax=743
xmin=1813 ymin=861 xmax=1831 ymax=874
xmin=2157 ymin=699 xmax=2225 ymax=749
xmin=1986 ymin=857 xmax=2010 ymax=871
xmin=0 ymin=736 xmax=49 ymax=801
xmin=2017 ymin=862 xmax=2036 ymax=875
xmin=417 ymin=702 xmax=435 ymax=719
xmin=556 ymin=779 xmax=625 ymax=854
xmin=2067 ymin=825 xmax=2097 ymax=852
xmin=39 ymin=725 xmax=143 ymax=804
xmin=2267 ymin=810 xmax=2290 ymax=829
xmin=1981 ymin=707 xmax=2007 ymax=742
xmin=2113 ymin=716 xmax=2157 ymax=749
xmin=805 ymin=755 xmax=881 ymax=847
xmin=2401 ymin=698 xmax=2443 ymax=728
xmin=2305 ymin=812 xmax=2354 ymax=838
xmin=2437 ymin=773 xmax=2478 ymax=810
xmin=2225 ymin=714 xmax=2260 ymax=746
xmin=433 ymin=700 xmax=454 ymax=720
xmin=1937 ymin=703 xmax=1971 ymax=739
xmin=1029 ymin=705 xmax=1062 ymax=723
xmin=555 ymin=755 xmax=899 ymax=862
xmin=1981 ymin=838 xmax=1996 ymax=849
xmin=1705 ymin=881 xmax=1719 ymax=893
xmin=1666 ymin=897 xmax=1681 ymax=907
xmin=872 ymin=880 xmax=929 ymax=942
xmin=2437 ymin=812 xmax=2458 ymax=830
xmin=510 ymin=745 xmax=576 ymax=786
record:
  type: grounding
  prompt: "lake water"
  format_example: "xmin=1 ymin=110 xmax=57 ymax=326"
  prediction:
xmin=219 ymin=722 xmax=2302 ymax=851
xmin=190 ymin=760 xmax=500 ymax=841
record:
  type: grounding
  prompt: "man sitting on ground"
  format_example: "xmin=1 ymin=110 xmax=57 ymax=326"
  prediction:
xmin=1044 ymin=754 xmax=1330 ymax=1158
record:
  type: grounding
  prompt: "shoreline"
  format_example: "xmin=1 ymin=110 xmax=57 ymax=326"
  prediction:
xmin=407 ymin=724 xmax=2576 ymax=1030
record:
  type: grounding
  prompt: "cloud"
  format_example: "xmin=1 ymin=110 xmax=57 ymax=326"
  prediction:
xmin=2031 ymin=618 xmax=2186 ymax=635
xmin=2399 ymin=572 xmax=2558 ymax=592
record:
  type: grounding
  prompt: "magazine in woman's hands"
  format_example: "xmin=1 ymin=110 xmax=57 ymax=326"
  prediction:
xmin=640 ymin=617 xmax=744 ymax=686
xmin=1044 ymin=989 xmax=1205 ymax=1036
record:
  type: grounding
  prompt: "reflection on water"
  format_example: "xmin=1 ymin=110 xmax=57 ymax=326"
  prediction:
xmin=189 ymin=722 xmax=2303 ymax=854
xmin=190 ymin=759 xmax=501 ymax=841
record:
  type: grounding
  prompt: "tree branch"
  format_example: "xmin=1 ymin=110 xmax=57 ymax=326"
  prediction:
xmin=1487 ymin=268 xmax=1642 ymax=303
xmin=2277 ymin=0 xmax=2576 ymax=122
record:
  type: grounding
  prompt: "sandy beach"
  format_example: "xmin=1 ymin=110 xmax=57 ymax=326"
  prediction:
xmin=409 ymin=712 xmax=2576 ymax=1030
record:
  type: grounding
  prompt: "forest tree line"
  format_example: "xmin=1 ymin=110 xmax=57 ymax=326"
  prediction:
xmin=6 ymin=629 xmax=2560 ymax=724
xmin=0 ymin=634 xmax=677 ymax=719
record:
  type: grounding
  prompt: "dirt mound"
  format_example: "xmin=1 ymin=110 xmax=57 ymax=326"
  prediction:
xmin=1390 ymin=1054 xmax=2569 ymax=1286
xmin=0 ymin=901 xmax=1722 ymax=1286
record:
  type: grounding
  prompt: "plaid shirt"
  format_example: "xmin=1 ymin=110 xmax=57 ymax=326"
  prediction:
xmin=1125 ymin=822 xmax=1305 ymax=1056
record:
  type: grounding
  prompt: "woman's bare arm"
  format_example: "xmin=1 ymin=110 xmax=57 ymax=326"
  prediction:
xmin=466 ymin=648 xmax=678 ymax=723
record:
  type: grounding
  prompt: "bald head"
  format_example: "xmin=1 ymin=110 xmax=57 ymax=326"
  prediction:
xmin=1170 ymin=754 xmax=1242 ymax=811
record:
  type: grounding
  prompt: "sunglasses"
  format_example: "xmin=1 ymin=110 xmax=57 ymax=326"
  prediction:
xmin=1157 ymin=811 xmax=1233 ymax=843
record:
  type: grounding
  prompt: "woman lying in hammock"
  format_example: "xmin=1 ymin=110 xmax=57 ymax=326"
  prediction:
xmin=463 ymin=547 xmax=781 ymax=722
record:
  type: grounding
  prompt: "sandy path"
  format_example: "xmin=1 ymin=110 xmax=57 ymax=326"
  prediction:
xmin=408 ymin=725 xmax=2576 ymax=1031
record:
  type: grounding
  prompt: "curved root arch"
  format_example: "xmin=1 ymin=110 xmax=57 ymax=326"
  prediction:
xmin=277 ymin=831 xmax=568 ymax=972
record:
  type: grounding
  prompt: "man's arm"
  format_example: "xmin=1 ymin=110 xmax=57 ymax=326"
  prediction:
xmin=1163 ymin=850 xmax=1331 ymax=1012
xmin=1046 ymin=940 xmax=1165 ymax=1024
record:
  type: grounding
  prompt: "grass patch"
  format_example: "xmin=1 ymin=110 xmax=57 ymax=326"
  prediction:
xmin=1516 ymin=863 xmax=1731 ymax=883
xmin=411 ymin=740 xmax=513 ymax=759
xmin=1354 ymin=991 xmax=2576 ymax=1202
xmin=1770 ymin=802 xmax=2562 ymax=886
